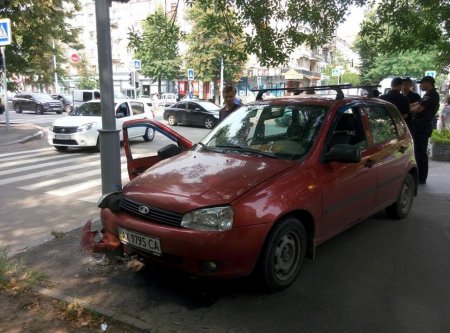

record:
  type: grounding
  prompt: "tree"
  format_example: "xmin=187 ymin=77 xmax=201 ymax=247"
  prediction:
xmin=357 ymin=0 xmax=450 ymax=72
xmin=185 ymin=2 xmax=247 ymax=103
xmin=75 ymin=53 xmax=98 ymax=89
xmin=321 ymin=51 xmax=360 ymax=86
xmin=0 ymin=0 xmax=82 ymax=91
xmin=128 ymin=8 xmax=183 ymax=97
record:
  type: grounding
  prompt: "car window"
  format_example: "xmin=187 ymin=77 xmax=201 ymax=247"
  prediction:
xmin=365 ymin=104 xmax=398 ymax=144
xmin=175 ymin=102 xmax=186 ymax=109
xmin=130 ymin=101 xmax=145 ymax=115
xmin=116 ymin=102 xmax=130 ymax=117
xmin=328 ymin=107 xmax=367 ymax=149
xmin=187 ymin=102 xmax=198 ymax=110
xmin=202 ymin=103 xmax=328 ymax=160
xmin=70 ymin=102 xmax=101 ymax=116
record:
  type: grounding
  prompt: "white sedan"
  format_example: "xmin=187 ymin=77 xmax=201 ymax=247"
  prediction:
xmin=48 ymin=99 xmax=154 ymax=151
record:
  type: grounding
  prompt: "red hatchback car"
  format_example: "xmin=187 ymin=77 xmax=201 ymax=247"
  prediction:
xmin=83 ymin=86 xmax=418 ymax=292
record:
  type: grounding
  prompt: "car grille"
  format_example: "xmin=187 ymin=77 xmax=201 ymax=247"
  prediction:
xmin=49 ymin=102 xmax=61 ymax=107
xmin=53 ymin=126 xmax=78 ymax=134
xmin=53 ymin=139 xmax=78 ymax=145
xmin=120 ymin=197 xmax=183 ymax=227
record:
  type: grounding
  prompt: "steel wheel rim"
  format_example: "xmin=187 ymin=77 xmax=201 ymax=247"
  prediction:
xmin=399 ymin=180 xmax=413 ymax=214
xmin=168 ymin=115 xmax=175 ymax=125
xmin=205 ymin=118 xmax=213 ymax=129
xmin=146 ymin=128 xmax=155 ymax=140
xmin=273 ymin=231 xmax=300 ymax=282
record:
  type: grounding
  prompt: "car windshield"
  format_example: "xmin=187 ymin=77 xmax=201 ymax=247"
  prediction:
xmin=69 ymin=102 xmax=103 ymax=116
xmin=195 ymin=101 xmax=220 ymax=111
xmin=199 ymin=103 xmax=328 ymax=160
xmin=32 ymin=93 xmax=54 ymax=101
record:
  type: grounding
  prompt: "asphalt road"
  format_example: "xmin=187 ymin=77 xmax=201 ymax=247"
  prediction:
xmin=2 ymin=105 xmax=450 ymax=332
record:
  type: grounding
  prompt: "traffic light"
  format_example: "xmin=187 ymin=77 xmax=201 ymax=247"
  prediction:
xmin=135 ymin=82 xmax=139 ymax=88
xmin=129 ymin=72 xmax=133 ymax=85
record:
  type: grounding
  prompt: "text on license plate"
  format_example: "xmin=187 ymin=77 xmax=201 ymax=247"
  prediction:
xmin=55 ymin=134 xmax=71 ymax=140
xmin=118 ymin=227 xmax=162 ymax=256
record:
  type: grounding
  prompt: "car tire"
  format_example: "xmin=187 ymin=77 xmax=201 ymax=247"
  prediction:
xmin=143 ymin=127 xmax=155 ymax=142
xmin=36 ymin=105 xmax=44 ymax=115
xmin=56 ymin=110 xmax=63 ymax=114
xmin=167 ymin=114 xmax=177 ymax=126
xmin=257 ymin=217 xmax=306 ymax=292
xmin=204 ymin=116 xmax=215 ymax=129
xmin=64 ymin=105 xmax=72 ymax=113
xmin=96 ymin=137 xmax=101 ymax=152
xmin=54 ymin=146 xmax=68 ymax=152
xmin=386 ymin=173 xmax=415 ymax=219
xmin=15 ymin=104 xmax=22 ymax=113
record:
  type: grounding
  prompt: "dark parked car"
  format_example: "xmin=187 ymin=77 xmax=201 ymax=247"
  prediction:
xmin=83 ymin=85 xmax=418 ymax=292
xmin=13 ymin=92 xmax=63 ymax=114
xmin=163 ymin=100 xmax=220 ymax=129
xmin=52 ymin=94 xmax=73 ymax=113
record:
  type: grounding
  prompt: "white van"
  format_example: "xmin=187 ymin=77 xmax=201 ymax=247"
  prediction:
xmin=379 ymin=77 xmax=422 ymax=96
xmin=72 ymin=90 xmax=100 ymax=109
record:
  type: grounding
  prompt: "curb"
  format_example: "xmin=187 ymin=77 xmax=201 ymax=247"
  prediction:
xmin=0 ymin=124 xmax=45 ymax=146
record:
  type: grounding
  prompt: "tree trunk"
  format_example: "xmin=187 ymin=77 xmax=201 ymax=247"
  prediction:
xmin=214 ymin=78 xmax=220 ymax=105
xmin=158 ymin=76 xmax=161 ymax=98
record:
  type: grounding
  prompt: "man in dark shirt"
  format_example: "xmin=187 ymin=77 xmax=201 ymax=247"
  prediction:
xmin=401 ymin=77 xmax=421 ymax=104
xmin=411 ymin=75 xmax=440 ymax=184
xmin=380 ymin=77 xmax=410 ymax=121
xmin=219 ymin=86 xmax=241 ymax=121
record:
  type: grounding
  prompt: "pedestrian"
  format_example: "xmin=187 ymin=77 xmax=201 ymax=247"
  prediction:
xmin=410 ymin=75 xmax=440 ymax=184
xmin=401 ymin=77 xmax=421 ymax=104
xmin=379 ymin=77 xmax=410 ymax=120
xmin=220 ymin=86 xmax=241 ymax=121
xmin=439 ymin=96 xmax=450 ymax=130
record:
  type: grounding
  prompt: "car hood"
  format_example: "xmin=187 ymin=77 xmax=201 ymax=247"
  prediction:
xmin=123 ymin=150 xmax=294 ymax=212
xmin=52 ymin=116 xmax=101 ymax=127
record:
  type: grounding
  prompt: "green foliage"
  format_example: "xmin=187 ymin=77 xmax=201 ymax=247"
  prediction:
xmin=321 ymin=51 xmax=360 ymax=85
xmin=0 ymin=0 xmax=82 ymax=91
xmin=357 ymin=0 xmax=450 ymax=73
xmin=185 ymin=2 xmax=247 ymax=87
xmin=128 ymin=8 xmax=182 ymax=95
xmin=75 ymin=53 xmax=98 ymax=89
xmin=431 ymin=129 xmax=450 ymax=144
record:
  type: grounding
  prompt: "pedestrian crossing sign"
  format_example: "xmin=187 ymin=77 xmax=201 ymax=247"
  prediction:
xmin=0 ymin=19 xmax=12 ymax=46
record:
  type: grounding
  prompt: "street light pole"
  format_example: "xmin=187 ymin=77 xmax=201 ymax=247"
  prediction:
xmin=220 ymin=57 xmax=224 ymax=107
xmin=95 ymin=0 xmax=122 ymax=194
xmin=52 ymin=39 xmax=59 ymax=94
xmin=1 ymin=46 xmax=9 ymax=128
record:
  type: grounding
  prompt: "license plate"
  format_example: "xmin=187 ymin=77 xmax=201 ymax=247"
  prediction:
xmin=55 ymin=134 xmax=71 ymax=140
xmin=118 ymin=227 xmax=162 ymax=256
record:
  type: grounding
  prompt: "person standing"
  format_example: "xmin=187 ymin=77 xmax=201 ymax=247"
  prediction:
xmin=379 ymin=77 xmax=410 ymax=120
xmin=410 ymin=76 xmax=440 ymax=184
xmin=219 ymin=86 xmax=241 ymax=121
xmin=440 ymin=96 xmax=450 ymax=130
xmin=401 ymin=77 xmax=421 ymax=104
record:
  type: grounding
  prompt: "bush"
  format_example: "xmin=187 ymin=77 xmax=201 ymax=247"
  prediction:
xmin=431 ymin=129 xmax=450 ymax=144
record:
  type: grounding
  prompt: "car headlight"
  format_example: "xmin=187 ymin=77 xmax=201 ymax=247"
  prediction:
xmin=181 ymin=206 xmax=233 ymax=231
xmin=97 ymin=191 xmax=122 ymax=211
xmin=48 ymin=125 xmax=54 ymax=132
xmin=77 ymin=122 xmax=96 ymax=132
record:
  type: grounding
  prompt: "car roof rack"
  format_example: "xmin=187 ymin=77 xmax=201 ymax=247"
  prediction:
xmin=251 ymin=84 xmax=352 ymax=101
xmin=251 ymin=84 xmax=382 ymax=101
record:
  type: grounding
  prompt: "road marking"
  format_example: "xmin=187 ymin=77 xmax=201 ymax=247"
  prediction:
xmin=0 ymin=152 xmax=85 ymax=168
xmin=19 ymin=169 xmax=102 ymax=190
xmin=0 ymin=147 xmax=53 ymax=158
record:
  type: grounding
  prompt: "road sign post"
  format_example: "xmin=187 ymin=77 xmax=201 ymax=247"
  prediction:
xmin=425 ymin=70 xmax=437 ymax=78
xmin=0 ymin=19 xmax=12 ymax=128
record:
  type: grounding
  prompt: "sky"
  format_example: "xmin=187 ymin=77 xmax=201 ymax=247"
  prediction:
xmin=336 ymin=5 xmax=366 ymax=43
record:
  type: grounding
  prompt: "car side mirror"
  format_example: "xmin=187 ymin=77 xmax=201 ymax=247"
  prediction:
xmin=158 ymin=144 xmax=182 ymax=160
xmin=323 ymin=144 xmax=361 ymax=163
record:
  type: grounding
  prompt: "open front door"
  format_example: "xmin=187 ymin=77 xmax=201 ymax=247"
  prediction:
xmin=122 ymin=119 xmax=193 ymax=180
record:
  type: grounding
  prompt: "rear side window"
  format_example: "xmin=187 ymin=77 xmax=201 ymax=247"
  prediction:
xmin=82 ymin=92 xmax=93 ymax=102
xmin=130 ymin=102 xmax=144 ymax=115
xmin=365 ymin=105 xmax=398 ymax=144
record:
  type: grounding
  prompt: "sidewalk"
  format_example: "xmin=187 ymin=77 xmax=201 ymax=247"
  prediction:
xmin=0 ymin=122 xmax=45 ymax=145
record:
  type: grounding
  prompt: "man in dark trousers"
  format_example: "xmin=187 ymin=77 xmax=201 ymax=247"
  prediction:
xmin=410 ymin=76 xmax=440 ymax=184
xmin=380 ymin=77 xmax=410 ymax=121
xmin=219 ymin=86 xmax=241 ymax=121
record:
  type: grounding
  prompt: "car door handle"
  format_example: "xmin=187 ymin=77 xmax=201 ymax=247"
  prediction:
xmin=365 ymin=159 xmax=377 ymax=168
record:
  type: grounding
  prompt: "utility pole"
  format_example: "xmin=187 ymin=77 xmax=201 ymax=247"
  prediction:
xmin=95 ymin=0 xmax=122 ymax=194
xmin=220 ymin=57 xmax=224 ymax=106
xmin=52 ymin=40 xmax=59 ymax=94
xmin=1 ymin=47 xmax=9 ymax=128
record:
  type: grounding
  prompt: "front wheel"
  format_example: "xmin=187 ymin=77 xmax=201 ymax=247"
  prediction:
xmin=204 ymin=117 xmax=215 ymax=129
xmin=386 ymin=173 xmax=415 ymax=219
xmin=257 ymin=217 xmax=306 ymax=292
xmin=15 ymin=104 xmax=22 ymax=113
xmin=167 ymin=114 xmax=177 ymax=126
xmin=36 ymin=105 xmax=44 ymax=115
xmin=54 ymin=146 xmax=68 ymax=152
xmin=64 ymin=105 xmax=72 ymax=113
xmin=143 ymin=127 xmax=155 ymax=142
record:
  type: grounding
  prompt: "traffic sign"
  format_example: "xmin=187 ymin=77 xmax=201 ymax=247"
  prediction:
xmin=425 ymin=70 xmax=436 ymax=78
xmin=187 ymin=68 xmax=194 ymax=80
xmin=331 ymin=68 xmax=340 ymax=77
xmin=133 ymin=59 xmax=141 ymax=70
xmin=70 ymin=53 xmax=79 ymax=63
xmin=0 ymin=19 xmax=12 ymax=46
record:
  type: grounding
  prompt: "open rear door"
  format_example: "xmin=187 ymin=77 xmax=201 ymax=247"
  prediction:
xmin=122 ymin=119 xmax=193 ymax=180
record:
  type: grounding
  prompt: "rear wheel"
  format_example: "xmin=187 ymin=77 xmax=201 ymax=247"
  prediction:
xmin=36 ymin=105 xmax=44 ymax=115
xmin=64 ymin=104 xmax=72 ymax=113
xmin=96 ymin=138 xmax=101 ymax=152
xmin=204 ymin=117 xmax=215 ymax=129
xmin=15 ymin=104 xmax=22 ymax=113
xmin=386 ymin=173 xmax=415 ymax=219
xmin=167 ymin=114 xmax=177 ymax=126
xmin=54 ymin=146 xmax=68 ymax=152
xmin=143 ymin=127 xmax=155 ymax=142
xmin=257 ymin=217 xmax=306 ymax=292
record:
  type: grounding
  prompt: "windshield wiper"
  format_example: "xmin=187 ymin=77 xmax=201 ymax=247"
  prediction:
xmin=216 ymin=144 xmax=277 ymax=159
xmin=197 ymin=142 xmax=222 ymax=153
